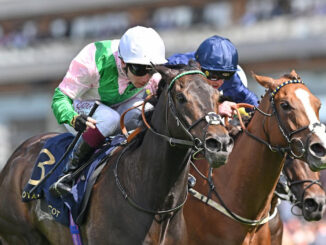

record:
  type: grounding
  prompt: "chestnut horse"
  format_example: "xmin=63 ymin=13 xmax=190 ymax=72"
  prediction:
xmin=0 ymin=63 xmax=233 ymax=244
xmin=184 ymin=70 xmax=326 ymax=245
xmin=267 ymin=157 xmax=326 ymax=245
xmin=188 ymin=157 xmax=326 ymax=245
xmin=277 ymin=157 xmax=325 ymax=221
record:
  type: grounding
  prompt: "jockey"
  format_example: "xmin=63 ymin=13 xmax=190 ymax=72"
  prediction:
xmin=50 ymin=26 xmax=167 ymax=196
xmin=166 ymin=35 xmax=259 ymax=117
xmin=167 ymin=35 xmax=259 ymax=188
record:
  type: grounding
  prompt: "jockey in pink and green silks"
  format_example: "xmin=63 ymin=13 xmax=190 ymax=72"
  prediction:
xmin=50 ymin=26 xmax=167 ymax=197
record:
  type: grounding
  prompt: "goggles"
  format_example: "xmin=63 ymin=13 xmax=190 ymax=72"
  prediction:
xmin=202 ymin=69 xmax=235 ymax=81
xmin=127 ymin=63 xmax=154 ymax=76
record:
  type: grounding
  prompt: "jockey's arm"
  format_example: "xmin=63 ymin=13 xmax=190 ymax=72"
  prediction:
xmin=52 ymin=88 xmax=96 ymax=130
xmin=52 ymin=87 xmax=78 ymax=126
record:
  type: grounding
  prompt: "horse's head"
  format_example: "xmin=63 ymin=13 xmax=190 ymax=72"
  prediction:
xmin=283 ymin=157 xmax=326 ymax=221
xmin=252 ymin=70 xmax=326 ymax=171
xmin=154 ymin=61 xmax=233 ymax=167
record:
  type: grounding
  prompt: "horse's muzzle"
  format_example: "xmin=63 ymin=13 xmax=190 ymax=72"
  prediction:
xmin=302 ymin=195 xmax=326 ymax=221
xmin=307 ymin=141 xmax=326 ymax=171
xmin=204 ymin=135 xmax=234 ymax=168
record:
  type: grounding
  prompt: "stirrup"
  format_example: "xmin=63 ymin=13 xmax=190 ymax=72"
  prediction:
xmin=49 ymin=174 xmax=73 ymax=198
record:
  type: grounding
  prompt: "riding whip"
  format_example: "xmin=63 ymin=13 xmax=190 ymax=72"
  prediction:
xmin=29 ymin=101 xmax=100 ymax=194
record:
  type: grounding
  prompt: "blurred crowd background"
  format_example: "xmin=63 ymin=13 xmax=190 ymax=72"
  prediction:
xmin=1 ymin=0 xmax=326 ymax=244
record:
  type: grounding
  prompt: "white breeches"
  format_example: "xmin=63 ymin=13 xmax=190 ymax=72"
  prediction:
xmin=65 ymin=90 xmax=153 ymax=137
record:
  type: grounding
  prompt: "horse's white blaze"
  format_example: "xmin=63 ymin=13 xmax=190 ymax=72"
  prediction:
xmin=295 ymin=89 xmax=326 ymax=144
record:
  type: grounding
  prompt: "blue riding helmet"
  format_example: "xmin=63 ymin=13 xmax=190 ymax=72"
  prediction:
xmin=195 ymin=35 xmax=238 ymax=72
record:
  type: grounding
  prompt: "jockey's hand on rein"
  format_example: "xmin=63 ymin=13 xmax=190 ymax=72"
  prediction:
xmin=71 ymin=115 xmax=89 ymax=132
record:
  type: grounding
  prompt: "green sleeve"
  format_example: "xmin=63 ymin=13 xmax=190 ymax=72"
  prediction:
xmin=51 ymin=88 xmax=78 ymax=126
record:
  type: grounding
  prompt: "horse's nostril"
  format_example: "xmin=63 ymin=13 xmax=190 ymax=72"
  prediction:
xmin=304 ymin=198 xmax=319 ymax=212
xmin=205 ymin=138 xmax=222 ymax=152
xmin=310 ymin=143 xmax=326 ymax=157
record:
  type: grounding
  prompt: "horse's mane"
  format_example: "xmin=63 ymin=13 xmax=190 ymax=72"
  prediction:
xmin=283 ymin=73 xmax=301 ymax=80
xmin=156 ymin=60 xmax=200 ymax=98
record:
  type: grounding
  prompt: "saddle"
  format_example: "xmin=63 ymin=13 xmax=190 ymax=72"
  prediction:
xmin=22 ymin=133 xmax=126 ymax=226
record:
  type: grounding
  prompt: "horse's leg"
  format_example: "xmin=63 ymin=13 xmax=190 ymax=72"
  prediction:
xmin=145 ymin=212 xmax=188 ymax=245
xmin=0 ymin=163 xmax=51 ymax=244
xmin=0 ymin=134 xmax=59 ymax=245
xmin=269 ymin=213 xmax=283 ymax=245
xmin=245 ymin=224 xmax=271 ymax=245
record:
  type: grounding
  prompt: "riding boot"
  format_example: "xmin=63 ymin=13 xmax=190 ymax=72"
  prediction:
xmin=50 ymin=137 xmax=95 ymax=197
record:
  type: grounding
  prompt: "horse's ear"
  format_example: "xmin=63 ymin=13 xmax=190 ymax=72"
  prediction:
xmin=290 ymin=69 xmax=300 ymax=80
xmin=155 ymin=65 xmax=179 ymax=82
xmin=188 ymin=59 xmax=201 ymax=70
xmin=251 ymin=71 xmax=276 ymax=90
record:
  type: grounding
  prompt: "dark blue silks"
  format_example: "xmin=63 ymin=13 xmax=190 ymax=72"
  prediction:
xmin=167 ymin=53 xmax=259 ymax=106
xmin=22 ymin=133 xmax=125 ymax=226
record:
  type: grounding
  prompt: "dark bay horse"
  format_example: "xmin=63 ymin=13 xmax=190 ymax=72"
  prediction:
xmin=0 ymin=63 xmax=233 ymax=244
xmin=184 ymin=70 xmax=326 ymax=245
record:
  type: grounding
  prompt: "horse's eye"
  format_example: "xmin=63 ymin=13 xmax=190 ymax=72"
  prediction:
xmin=176 ymin=93 xmax=187 ymax=103
xmin=280 ymin=102 xmax=291 ymax=111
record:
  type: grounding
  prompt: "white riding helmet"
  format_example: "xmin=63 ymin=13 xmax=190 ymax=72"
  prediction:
xmin=118 ymin=26 xmax=167 ymax=65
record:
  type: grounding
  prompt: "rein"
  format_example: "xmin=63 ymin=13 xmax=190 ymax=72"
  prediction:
xmin=114 ymin=141 xmax=190 ymax=215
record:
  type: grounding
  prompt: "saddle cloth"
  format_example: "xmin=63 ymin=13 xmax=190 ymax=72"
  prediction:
xmin=22 ymin=133 xmax=125 ymax=226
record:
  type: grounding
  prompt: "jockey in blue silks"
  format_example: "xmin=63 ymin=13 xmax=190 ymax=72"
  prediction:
xmin=166 ymin=35 xmax=258 ymax=117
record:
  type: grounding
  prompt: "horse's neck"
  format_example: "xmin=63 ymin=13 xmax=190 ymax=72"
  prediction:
xmin=121 ymin=96 xmax=190 ymax=206
xmin=216 ymin=108 xmax=285 ymax=218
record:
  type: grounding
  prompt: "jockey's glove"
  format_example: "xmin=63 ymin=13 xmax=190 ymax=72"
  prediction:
xmin=71 ymin=114 xmax=88 ymax=132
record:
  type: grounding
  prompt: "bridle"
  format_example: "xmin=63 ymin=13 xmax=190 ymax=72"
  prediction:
xmin=289 ymin=179 xmax=323 ymax=216
xmin=147 ymin=70 xmax=224 ymax=150
xmin=114 ymin=70 xmax=223 ymax=216
xmin=275 ymin=159 xmax=324 ymax=216
xmin=241 ymin=79 xmax=314 ymax=158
